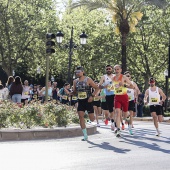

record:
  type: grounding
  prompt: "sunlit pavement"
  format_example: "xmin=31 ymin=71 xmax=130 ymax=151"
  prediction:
xmin=0 ymin=120 xmax=170 ymax=170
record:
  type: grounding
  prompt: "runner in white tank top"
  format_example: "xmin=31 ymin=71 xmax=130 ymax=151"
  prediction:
xmin=144 ymin=77 xmax=166 ymax=137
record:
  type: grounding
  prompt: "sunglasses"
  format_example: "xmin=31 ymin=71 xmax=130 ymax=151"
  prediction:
xmin=126 ymin=75 xmax=130 ymax=77
xmin=75 ymin=70 xmax=82 ymax=73
xmin=106 ymin=68 xmax=112 ymax=71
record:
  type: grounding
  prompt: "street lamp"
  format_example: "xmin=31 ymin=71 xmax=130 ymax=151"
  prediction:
xmin=56 ymin=26 xmax=88 ymax=84
xmin=164 ymin=69 xmax=168 ymax=112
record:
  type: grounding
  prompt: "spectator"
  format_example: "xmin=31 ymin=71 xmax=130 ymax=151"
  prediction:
xmin=10 ymin=76 xmax=23 ymax=103
xmin=21 ymin=80 xmax=31 ymax=105
xmin=137 ymin=93 xmax=144 ymax=117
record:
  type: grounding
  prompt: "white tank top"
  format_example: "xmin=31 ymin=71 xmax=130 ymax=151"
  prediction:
xmin=149 ymin=87 xmax=160 ymax=105
xmin=127 ymin=81 xmax=134 ymax=101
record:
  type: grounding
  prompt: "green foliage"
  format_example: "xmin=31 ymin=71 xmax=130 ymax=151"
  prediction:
xmin=0 ymin=101 xmax=79 ymax=129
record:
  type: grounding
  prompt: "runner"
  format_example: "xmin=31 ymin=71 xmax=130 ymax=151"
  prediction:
xmin=112 ymin=65 xmax=135 ymax=137
xmin=124 ymin=71 xmax=140 ymax=135
xmin=70 ymin=66 xmax=99 ymax=141
xmin=99 ymin=65 xmax=115 ymax=130
xmin=92 ymin=80 xmax=102 ymax=127
xmin=144 ymin=77 xmax=166 ymax=136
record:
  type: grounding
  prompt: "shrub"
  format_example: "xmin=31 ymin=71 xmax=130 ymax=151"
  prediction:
xmin=0 ymin=101 xmax=79 ymax=129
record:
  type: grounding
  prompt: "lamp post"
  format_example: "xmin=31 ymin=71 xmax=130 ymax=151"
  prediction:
xmin=164 ymin=69 xmax=168 ymax=112
xmin=56 ymin=26 xmax=87 ymax=84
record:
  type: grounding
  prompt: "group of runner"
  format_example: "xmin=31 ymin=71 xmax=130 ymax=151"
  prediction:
xmin=69 ymin=64 xmax=166 ymax=141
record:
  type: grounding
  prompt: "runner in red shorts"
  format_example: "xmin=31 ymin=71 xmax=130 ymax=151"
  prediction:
xmin=112 ymin=65 xmax=135 ymax=137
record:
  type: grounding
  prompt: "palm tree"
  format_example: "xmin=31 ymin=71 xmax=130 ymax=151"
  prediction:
xmin=71 ymin=0 xmax=167 ymax=73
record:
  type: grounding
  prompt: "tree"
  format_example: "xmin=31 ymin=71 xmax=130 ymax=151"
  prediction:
xmin=0 ymin=0 xmax=59 ymax=77
xmin=71 ymin=0 xmax=168 ymax=73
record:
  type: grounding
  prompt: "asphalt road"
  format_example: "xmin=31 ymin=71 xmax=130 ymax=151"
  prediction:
xmin=0 ymin=120 xmax=170 ymax=170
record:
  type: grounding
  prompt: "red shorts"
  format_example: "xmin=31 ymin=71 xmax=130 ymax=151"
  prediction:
xmin=114 ymin=94 xmax=129 ymax=112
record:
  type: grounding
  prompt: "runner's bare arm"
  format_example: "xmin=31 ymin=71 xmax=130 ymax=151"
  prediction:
xmin=144 ymin=89 xmax=149 ymax=104
xmin=123 ymin=76 xmax=135 ymax=89
xmin=159 ymin=88 xmax=166 ymax=101
xmin=88 ymin=78 xmax=99 ymax=96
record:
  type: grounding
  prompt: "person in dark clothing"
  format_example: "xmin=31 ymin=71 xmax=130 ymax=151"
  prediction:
xmin=10 ymin=76 xmax=23 ymax=103
xmin=137 ymin=93 xmax=144 ymax=117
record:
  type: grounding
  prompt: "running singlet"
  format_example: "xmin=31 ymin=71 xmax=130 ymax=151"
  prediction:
xmin=149 ymin=87 xmax=160 ymax=105
xmin=76 ymin=77 xmax=92 ymax=100
xmin=127 ymin=81 xmax=135 ymax=101
xmin=113 ymin=74 xmax=127 ymax=95
xmin=103 ymin=74 xmax=114 ymax=95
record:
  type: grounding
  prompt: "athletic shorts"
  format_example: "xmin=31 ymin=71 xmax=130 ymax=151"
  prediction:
xmin=70 ymin=100 xmax=78 ymax=106
xmin=128 ymin=100 xmax=135 ymax=111
xmin=106 ymin=95 xmax=115 ymax=113
xmin=114 ymin=94 xmax=129 ymax=112
xmin=77 ymin=98 xmax=94 ymax=114
xmin=101 ymin=102 xmax=108 ymax=110
xmin=149 ymin=105 xmax=163 ymax=115
xmin=93 ymin=101 xmax=101 ymax=107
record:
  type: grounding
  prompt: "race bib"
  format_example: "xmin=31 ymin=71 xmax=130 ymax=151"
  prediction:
xmin=107 ymin=84 xmax=114 ymax=91
xmin=151 ymin=98 xmax=158 ymax=103
xmin=62 ymin=95 xmax=68 ymax=100
xmin=94 ymin=97 xmax=99 ymax=101
xmin=24 ymin=92 xmax=29 ymax=95
xmin=33 ymin=95 xmax=37 ymax=99
xmin=78 ymin=92 xmax=87 ymax=99
xmin=72 ymin=96 xmax=78 ymax=100
xmin=115 ymin=88 xmax=123 ymax=94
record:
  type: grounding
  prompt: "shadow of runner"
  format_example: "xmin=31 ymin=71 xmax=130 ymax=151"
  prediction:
xmin=120 ymin=136 xmax=170 ymax=154
xmin=87 ymin=141 xmax=131 ymax=154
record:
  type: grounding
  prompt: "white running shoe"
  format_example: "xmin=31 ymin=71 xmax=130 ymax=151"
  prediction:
xmin=155 ymin=132 xmax=160 ymax=137
xmin=116 ymin=130 xmax=121 ymax=137
xmin=97 ymin=123 xmax=100 ymax=127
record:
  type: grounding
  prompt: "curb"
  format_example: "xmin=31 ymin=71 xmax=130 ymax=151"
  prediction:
xmin=0 ymin=124 xmax=97 ymax=141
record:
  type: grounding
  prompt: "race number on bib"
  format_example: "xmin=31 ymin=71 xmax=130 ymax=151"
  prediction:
xmin=72 ymin=96 xmax=78 ymax=100
xmin=94 ymin=97 xmax=99 ymax=101
xmin=33 ymin=95 xmax=37 ymax=99
xmin=62 ymin=95 xmax=68 ymax=100
xmin=78 ymin=92 xmax=87 ymax=99
xmin=151 ymin=98 xmax=158 ymax=103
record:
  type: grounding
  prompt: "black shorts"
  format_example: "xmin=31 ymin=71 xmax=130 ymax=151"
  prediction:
xmin=106 ymin=95 xmax=114 ymax=113
xmin=77 ymin=98 xmax=94 ymax=114
xmin=149 ymin=105 xmax=163 ymax=115
xmin=93 ymin=101 xmax=101 ymax=107
xmin=70 ymin=100 xmax=78 ymax=106
xmin=101 ymin=102 xmax=108 ymax=110
xmin=128 ymin=100 xmax=135 ymax=111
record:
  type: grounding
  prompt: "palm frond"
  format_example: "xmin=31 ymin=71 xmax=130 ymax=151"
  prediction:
xmin=70 ymin=0 xmax=111 ymax=11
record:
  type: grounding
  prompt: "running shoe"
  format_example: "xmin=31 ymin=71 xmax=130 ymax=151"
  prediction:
xmin=116 ymin=130 xmax=121 ymax=137
xmin=121 ymin=124 xmax=125 ymax=130
xmin=155 ymin=132 xmax=160 ymax=137
xmin=97 ymin=123 xmax=100 ymax=127
xmin=129 ymin=129 xmax=133 ymax=135
xmin=104 ymin=119 xmax=108 ymax=125
xmin=111 ymin=123 xmax=115 ymax=131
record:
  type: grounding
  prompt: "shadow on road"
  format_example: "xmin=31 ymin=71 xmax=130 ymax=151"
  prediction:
xmin=87 ymin=140 xmax=131 ymax=154
xmin=120 ymin=128 xmax=170 ymax=154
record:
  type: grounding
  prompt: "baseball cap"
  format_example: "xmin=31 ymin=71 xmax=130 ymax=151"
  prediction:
xmin=149 ymin=77 xmax=155 ymax=83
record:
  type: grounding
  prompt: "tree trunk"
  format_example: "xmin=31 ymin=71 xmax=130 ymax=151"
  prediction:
xmin=121 ymin=33 xmax=127 ymax=73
